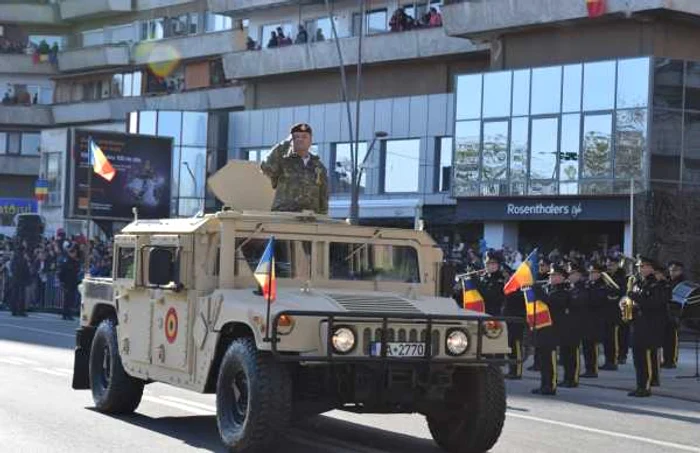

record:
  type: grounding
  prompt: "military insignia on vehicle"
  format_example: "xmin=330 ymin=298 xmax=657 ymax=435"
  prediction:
xmin=165 ymin=307 xmax=178 ymax=344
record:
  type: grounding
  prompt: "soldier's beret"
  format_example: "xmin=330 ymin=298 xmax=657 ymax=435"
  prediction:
xmin=549 ymin=263 xmax=568 ymax=278
xmin=290 ymin=123 xmax=312 ymax=134
xmin=667 ymin=260 xmax=684 ymax=269
xmin=484 ymin=251 xmax=501 ymax=264
xmin=587 ymin=262 xmax=605 ymax=273
xmin=636 ymin=255 xmax=655 ymax=267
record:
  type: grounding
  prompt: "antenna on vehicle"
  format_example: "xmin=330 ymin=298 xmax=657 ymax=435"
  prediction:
xmin=132 ymin=207 xmax=138 ymax=223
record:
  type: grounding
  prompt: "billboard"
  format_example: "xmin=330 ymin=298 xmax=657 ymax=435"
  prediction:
xmin=70 ymin=129 xmax=172 ymax=221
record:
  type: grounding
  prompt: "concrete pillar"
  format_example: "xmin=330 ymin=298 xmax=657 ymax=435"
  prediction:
xmin=484 ymin=221 xmax=519 ymax=251
xmin=624 ymin=221 xmax=633 ymax=256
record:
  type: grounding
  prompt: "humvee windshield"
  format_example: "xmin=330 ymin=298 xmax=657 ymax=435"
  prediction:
xmin=329 ymin=242 xmax=420 ymax=283
xmin=235 ymin=238 xmax=312 ymax=279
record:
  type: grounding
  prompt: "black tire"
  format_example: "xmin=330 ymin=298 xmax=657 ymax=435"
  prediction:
xmin=427 ymin=365 xmax=506 ymax=453
xmin=89 ymin=319 xmax=144 ymax=414
xmin=216 ymin=338 xmax=291 ymax=452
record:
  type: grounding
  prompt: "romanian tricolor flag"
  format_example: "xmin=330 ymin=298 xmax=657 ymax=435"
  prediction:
xmin=88 ymin=138 xmax=116 ymax=182
xmin=254 ymin=237 xmax=277 ymax=302
xmin=586 ymin=0 xmax=606 ymax=18
xmin=462 ymin=276 xmax=485 ymax=313
xmin=523 ymin=287 xmax=553 ymax=330
xmin=503 ymin=249 xmax=538 ymax=295
xmin=35 ymin=179 xmax=48 ymax=202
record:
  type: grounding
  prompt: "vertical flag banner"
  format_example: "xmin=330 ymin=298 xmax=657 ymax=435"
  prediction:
xmin=523 ymin=287 xmax=553 ymax=330
xmin=462 ymin=276 xmax=486 ymax=313
xmin=586 ymin=0 xmax=606 ymax=18
xmin=504 ymin=248 xmax=538 ymax=295
xmin=254 ymin=237 xmax=277 ymax=302
xmin=34 ymin=179 xmax=48 ymax=202
xmin=88 ymin=138 xmax=116 ymax=182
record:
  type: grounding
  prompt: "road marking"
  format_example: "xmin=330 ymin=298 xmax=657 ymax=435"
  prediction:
xmin=0 ymin=358 xmax=25 ymax=366
xmin=141 ymin=395 xmax=213 ymax=416
xmin=0 ymin=323 xmax=74 ymax=338
xmin=6 ymin=357 xmax=39 ymax=365
xmin=160 ymin=396 xmax=216 ymax=412
xmin=33 ymin=367 xmax=70 ymax=377
xmin=508 ymin=412 xmax=700 ymax=452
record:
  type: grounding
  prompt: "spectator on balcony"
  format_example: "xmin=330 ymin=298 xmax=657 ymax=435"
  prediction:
xmin=247 ymin=36 xmax=258 ymax=50
xmin=277 ymin=27 xmax=292 ymax=46
xmin=295 ymin=24 xmax=308 ymax=44
xmin=267 ymin=31 xmax=278 ymax=48
xmin=428 ymin=7 xmax=443 ymax=27
xmin=389 ymin=7 xmax=416 ymax=32
xmin=314 ymin=28 xmax=326 ymax=42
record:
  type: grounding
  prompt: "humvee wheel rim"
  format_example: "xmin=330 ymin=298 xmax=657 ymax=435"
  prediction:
xmin=231 ymin=370 xmax=248 ymax=424
xmin=100 ymin=345 xmax=111 ymax=388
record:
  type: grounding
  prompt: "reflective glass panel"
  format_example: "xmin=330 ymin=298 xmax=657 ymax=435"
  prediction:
xmin=384 ymin=139 xmax=420 ymax=193
xmin=581 ymin=180 xmax=613 ymax=195
xmin=685 ymin=61 xmax=700 ymax=111
xmin=562 ymin=64 xmax=582 ymax=112
xmin=650 ymin=109 xmax=681 ymax=181
xmin=582 ymin=114 xmax=613 ymax=178
xmin=529 ymin=117 xmax=558 ymax=180
xmin=157 ymin=111 xmax=182 ymax=145
xmin=0 ymin=132 xmax=5 ymax=154
xmin=512 ymin=69 xmax=530 ymax=116
xmin=438 ymin=137 xmax=453 ymax=192
xmin=333 ymin=142 xmax=368 ymax=194
xmin=132 ymin=71 xmax=142 ymax=96
xmin=182 ymin=112 xmax=208 ymax=146
xmin=684 ymin=112 xmax=700 ymax=184
xmin=123 ymin=72 xmax=133 ymax=97
xmin=171 ymin=146 xmax=181 ymax=200
xmin=615 ymin=109 xmax=647 ymax=181
xmin=453 ymin=120 xmax=481 ymax=196
xmin=180 ymin=146 xmax=207 ymax=198
xmin=583 ymin=61 xmax=615 ymax=111
xmin=654 ymin=59 xmax=684 ymax=109
xmin=531 ymin=67 xmax=562 ymax=115
xmin=455 ymin=74 xmax=482 ymax=120
xmin=559 ymin=114 xmax=580 ymax=183
xmin=178 ymin=198 xmax=203 ymax=217
xmin=617 ymin=58 xmax=650 ymax=109
xmin=528 ymin=180 xmax=557 ymax=196
xmin=481 ymin=121 xmax=509 ymax=181
xmin=510 ymin=117 xmax=528 ymax=195
xmin=482 ymin=71 xmax=512 ymax=118
xmin=128 ymin=112 xmax=138 ymax=133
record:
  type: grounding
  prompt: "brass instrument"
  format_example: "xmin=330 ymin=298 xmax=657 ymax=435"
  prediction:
xmin=454 ymin=269 xmax=487 ymax=280
xmin=620 ymin=276 xmax=636 ymax=323
xmin=601 ymin=272 xmax=621 ymax=291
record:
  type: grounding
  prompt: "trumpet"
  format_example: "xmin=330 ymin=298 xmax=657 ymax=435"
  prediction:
xmin=620 ymin=276 xmax=636 ymax=323
xmin=454 ymin=269 xmax=487 ymax=280
xmin=601 ymin=272 xmax=621 ymax=291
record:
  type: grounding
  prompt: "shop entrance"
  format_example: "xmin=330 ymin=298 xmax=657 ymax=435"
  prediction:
xmin=518 ymin=221 xmax=624 ymax=255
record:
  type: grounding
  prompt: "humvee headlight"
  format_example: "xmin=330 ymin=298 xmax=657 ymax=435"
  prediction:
xmin=483 ymin=320 xmax=504 ymax=339
xmin=331 ymin=327 xmax=356 ymax=354
xmin=446 ymin=329 xmax=470 ymax=356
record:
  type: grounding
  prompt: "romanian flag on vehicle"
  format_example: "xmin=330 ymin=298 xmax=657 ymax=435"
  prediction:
xmin=503 ymin=248 xmax=538 ymax=295
xmin=523 ymin=287 xmax=553 ymax=330
xmin=462 ymin=276 xmax=485 ymax=313
xmin=586 ymin=0 xmax=606 ymax=18
xmin=88 ymin=137 xmax=116 ymax=182
xmin=254 ymin=236 xmax=277 ymax=302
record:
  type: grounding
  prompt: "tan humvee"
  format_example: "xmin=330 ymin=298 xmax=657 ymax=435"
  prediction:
xmin=72 ymin=161 xmax=516 ymax=453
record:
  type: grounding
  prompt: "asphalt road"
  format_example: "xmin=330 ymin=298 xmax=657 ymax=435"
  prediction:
xmin=1 ymin=311 xmax=699 ymax=453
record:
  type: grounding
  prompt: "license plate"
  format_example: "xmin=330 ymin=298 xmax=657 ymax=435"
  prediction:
xmin=370 ymin=342 xmax=425 ymax=357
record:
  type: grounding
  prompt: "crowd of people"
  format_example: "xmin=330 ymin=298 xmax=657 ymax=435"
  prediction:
xmin=0 ymin=230 xmax=113 ymax=319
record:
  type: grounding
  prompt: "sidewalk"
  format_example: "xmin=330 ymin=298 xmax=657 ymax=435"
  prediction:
xmin=521 ymin=348 xmax=700 ymax=403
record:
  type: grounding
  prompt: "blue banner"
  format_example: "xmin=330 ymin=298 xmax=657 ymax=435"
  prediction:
xmin=0 ymin=198 xmax=37 ymax=216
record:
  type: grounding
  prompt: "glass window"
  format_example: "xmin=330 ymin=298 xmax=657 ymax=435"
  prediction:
xmin=583 ymin=61 xmax=615 ymax=111
xmin=562 ymin=64 xmax=582 ymax=112
xmin=580 ymin=180 xmax=613 ymax=195
xmin=617 ymin=58 xmax=650 ymax=109
xmin=123 ymin=72 xmax=133 ymax=97
xmin=437 ymin=137 xmax=453 ymax=192
xmin=182 ymin=112 xmax=208 ymax=146
xmin=685 ymin=61 xmax=700 ymax=111
xmin=46 ymin=153 xmax=61 ymax=205
xmin=189 ymin=13 xmax=200 ymax=34
xmin=481 ymin=121 xmax=509 ymax=183
xmin=38 ymin=87 xmax=53 ymax=105
xmin=384 ymin=139 xmax=420 ymax=193
xmin=650 ymin=109 xmax=682 ymax=181
xmin=129 ymin=112 xmax=138 ymax=133
xmin=7 ymin=133 xmax=20 ymax=155
xmin=455 ymin=74 xmax=482 ymax=120
xmin=111 ymin=74 xmax=123 ymax=98
xmin=261 ymin=23 xmax=293 ymax=43
xmin=510 ymin=117 xmax=528 ymax=195
xmin=615 ymin=109 xmax=647 ymax=181
xmin=143 ymin=18 xmax=165 ymax=40
xmin=531 ymin=67 xmax=562 ymax=115
xmin=559 ymin=114 xmax=581 ymax=195
xmin=453 ymin=120 xmax=481 ymax=196
xmin=307 ymin=16 xmax=340 ymax=41
xmin=684 ymin=112 xmax=700 ymax=184
xmin=29 ymin=35 xmax=64 ymax=50
xmin=529 ymin=117 xmax=558 ymax=180
xmin=353 ymin=9 xmax=388 ymax=35
xmin=157 ymin=111 xmax=182 ymax=145
xmin=653 ymin=58 xmax=684 ymax=109
xmin=0 ymin=132 xmax=5 ymax=154
xmin=482 ymin=71 xmax=512 ymax=118
xmin=110 ymin=23 xmax=134 ymax=44
xmin=512 ymin=69 xmax=530 ymax=116
xmin=180 ymin=146 xmax=207 ymax=198
xmin=205 ymin=12 xmax=232 ymax=32
xmin=139 ymin=111 xmax=157 ymax=135
xmin=132 ymin=71 xmax=142 ymax=96
xmin=116 ymin=247 xmax=135 ymax=279
xmin=170 ymin=14 xmax=189 ymax=37
xmin=178 ymin=198 xmax=203 ymax=217
xmin=333 ymin=142 xmax=368 ymax=194
xmin=582 ymin=114 xmax=613 ymax=178
xmin=235 ymin=238 xmax=312 ymax=280
xmin=20 ymin=133 xmax=40 ymax=155
xmin=329 ymin=242 xmax=419 ymax=283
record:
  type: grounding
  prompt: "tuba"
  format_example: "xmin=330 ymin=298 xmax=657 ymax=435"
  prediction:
xmin=620 ymin=276 xmax=636 ymax=323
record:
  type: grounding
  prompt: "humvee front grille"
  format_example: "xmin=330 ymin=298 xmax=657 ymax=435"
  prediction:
xmin=362 ymin=327 xmax=440 ymax=356
xmin=329 ymin=294 xmax=421 ymax=313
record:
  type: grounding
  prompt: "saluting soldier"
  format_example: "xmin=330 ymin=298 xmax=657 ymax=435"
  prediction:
xmin=582 ymin=262 xmax=609 ymax=378
xmin=261 ymin=123 xmax=329 ymax=214
xmin=662 ymin=261 xmax=685 ymax=368
xmin=560 ymin=262 xmax=587 ymax=388
xmin=625 ymin=256 xmax=667 ymax=397
xmin=478 ymin=251 xmax=506 ymax=316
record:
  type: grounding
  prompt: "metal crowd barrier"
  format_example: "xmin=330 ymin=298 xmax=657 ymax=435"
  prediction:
xmin=0 ymin=270 xmax=79 ymax=315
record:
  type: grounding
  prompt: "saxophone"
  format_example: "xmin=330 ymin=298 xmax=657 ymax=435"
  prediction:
xmin=620 ymin=276 xmax=636 ymax=323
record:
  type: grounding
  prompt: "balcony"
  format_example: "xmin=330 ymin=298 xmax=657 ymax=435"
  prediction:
xmin=58 ymin=45 xmax=130 ymax=72
xmin=0 ymin=54 xmax=57 ymax=75
xmin=0 ymin=105 xmax=53 ymax=126
xmin=51 ymin=85 xmax=245 ymax=124
xmin=0 ymin=2 xmax=59 ymax=25
xmin=223 ymin=27 xmax=485 ymax=79
xmin=207 ymin=0 xmax=306 ymax=14
xmin=132 ymin=30 xmax=245 ymax=66
xmin=59 ymin=0 xmax=132 ymax=21
xmin=442 ymin=0 xmax=700 ymax=39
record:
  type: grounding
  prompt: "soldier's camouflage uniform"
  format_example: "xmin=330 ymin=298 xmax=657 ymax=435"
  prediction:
xmin=261 ymin=139 xmax=329 ymax=214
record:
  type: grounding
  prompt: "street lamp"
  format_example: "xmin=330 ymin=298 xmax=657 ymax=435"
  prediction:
xmin=350 ymin=130 xmax=388 ymax=224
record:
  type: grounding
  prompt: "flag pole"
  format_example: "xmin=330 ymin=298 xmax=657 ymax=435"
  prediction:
xmin=264 ymin=237 xmax=274 ymax=342
xmin=85 ymin=138 xmax=93 ymax=276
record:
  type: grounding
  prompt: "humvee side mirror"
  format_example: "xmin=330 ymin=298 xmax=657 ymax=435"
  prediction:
xmin=149 ymin=248 xmax=175 ymax=287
